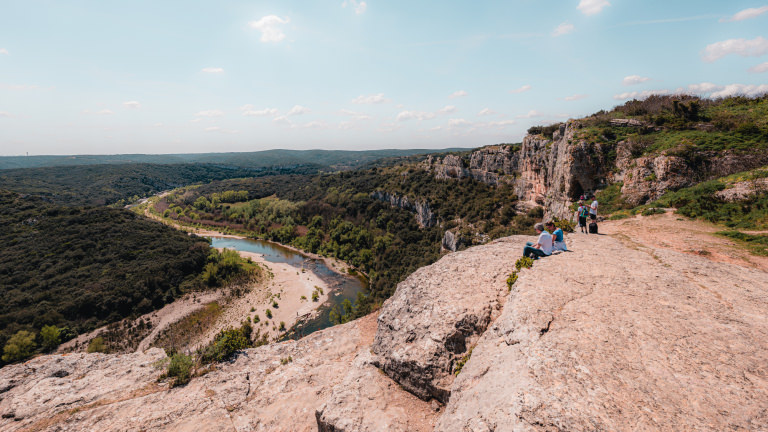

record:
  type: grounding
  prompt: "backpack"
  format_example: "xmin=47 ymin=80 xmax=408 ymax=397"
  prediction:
xmin=579 ymin=206 xmax=589 ymax=218
xmin=589 ymin=222 xmax=598 ymax=234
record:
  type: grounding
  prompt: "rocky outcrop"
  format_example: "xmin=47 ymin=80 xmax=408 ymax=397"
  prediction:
xmin=616 ymin=154 xmax=694 ymax=205
xmin=435 ymin=233 xmax=768 ymax=431
xmin=423 ymin=145 xmax=519 ymax=185
xmin=715 ymin=177 xmax=768 ymax=201
xmin=441 ymin=229 xmax=462 ymax=252
xmin=370 ymin=191 xmax=437 ymax=228
xmin=3 ymin=225 xmax=768 ymax=431
xmin=371 ymin=239 xmax=515 ymax=403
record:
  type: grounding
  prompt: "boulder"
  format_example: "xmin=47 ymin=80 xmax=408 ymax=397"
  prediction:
xmin=371 ymin=237 xmax=517 ymax=403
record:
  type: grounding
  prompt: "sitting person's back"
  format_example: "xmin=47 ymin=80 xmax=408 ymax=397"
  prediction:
xmin=546 ymin=222 xmax=567 ymax=251
xmin=523 ymin=222 xmax=553 ymax=259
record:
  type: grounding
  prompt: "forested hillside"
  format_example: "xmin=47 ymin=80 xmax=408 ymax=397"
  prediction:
xmin=153 ymin=165 xmax=535 ymax=320
xmin=0 ymin=190 xmax=255 ymax=364
xmin=0 ymin=163 xmax=310 ymax=207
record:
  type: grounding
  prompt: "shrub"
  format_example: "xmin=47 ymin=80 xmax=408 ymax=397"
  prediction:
xmin=39 ymin=325 xmax=62 ymax=352
xmin=279 ymin=321 xmax=286 ymax=331
xmin=87 ymin=336 xmax=107 ymax=353
xmin=200 ymin=327 xmax=250 ymax=363
xmin=515 ymin=257 xmax=534 ymax=271
xmin=2 ymin=330 xmax=37 ymax=363
xmin=265 ymin=309 xmax=273 ymax=319
xmin=311 ymin=291 xmax=319 ymax=302
xmin=167 ymin=353 xmax=194 ymax=387
xmin=281 ymin=356 xmax=293 ymax=365
xmin=506 ymin=272 xmax=518 ymax=291
xmin=453 ymin=347 xmax=474 ymax=376
xmin=551 ymin=217 xmax=575 ymax=233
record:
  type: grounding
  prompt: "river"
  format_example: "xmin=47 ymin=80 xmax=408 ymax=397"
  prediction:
xmin=208 ymin=236 xmax=368 ymax=339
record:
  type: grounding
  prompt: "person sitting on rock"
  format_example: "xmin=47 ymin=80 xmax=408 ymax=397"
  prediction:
xmin=546 ymin=221 xmax=567 ymax=251
xmin=523 ymin=222 xmax=553 ymax=259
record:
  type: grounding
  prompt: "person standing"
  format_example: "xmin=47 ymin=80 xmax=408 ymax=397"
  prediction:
xmin=522 ymin=223 xmax=553 ymax=259
xmin=589 ymin=196 xmax=599 ymax=223
xmin=578 ymin=201 xmax=589 ymax=234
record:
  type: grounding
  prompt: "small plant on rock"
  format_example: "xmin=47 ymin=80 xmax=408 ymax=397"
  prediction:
xmin=506 ymin=272 xmax=519 ymax=291
xmin=166 ymin=353 xmax=194 ymax=387
xmin=515 ymin=256 xmax=534 ymax=271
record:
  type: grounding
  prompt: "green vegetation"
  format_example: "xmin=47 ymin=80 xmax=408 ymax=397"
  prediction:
xmin=39 ymin=325 xmax=61 ymax=352
xmin=717 ymin=231 xmax=768 ymax=256
xmin=87 ymin=337 xmax=106 ymax=353
xmin=506 ymin=272 xmax=518 ymax=291
xmin=166 ymin=353 xmax=194 ymax=387
xmin=158 ymin=164 xmax=528 ymax=320
xmin=0 ymin=190 xmax=225 ymax=364
xmin=199 ymin=325 xmax=251 ymax=363
xmin=453 ymin=347 xmax=474 ymax=376
xmin=152 ymin=302 xmax=223 ymax=354
xmin=515 ymin=257 xmax=534 ymax=271
xmin=1 ymin=330 xmax=36 ymax=363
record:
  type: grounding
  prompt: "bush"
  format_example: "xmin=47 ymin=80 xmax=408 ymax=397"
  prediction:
xmin=506 ymin=272 xmax=518 ymax=291
xmin=515 ymin=257 xmax=534 ymax=271
xmin=167 ymin=353 xmax=194 ymax=387
xmin=265 ymin=309 xmax=273 ymax=319
xmin=39 ymin=325 xmax=61 ymax=352
xmin=2 ymin=330 xmax=37 ymax=363
xmin=200 ymin=327 xmax=251 ymax=363
xmin=87 ymin=336 xmax=107 ymax=353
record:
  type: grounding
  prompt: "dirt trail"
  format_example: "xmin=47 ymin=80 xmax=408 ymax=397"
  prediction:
xmin=600 ymin=210 xmax=768 ymax=271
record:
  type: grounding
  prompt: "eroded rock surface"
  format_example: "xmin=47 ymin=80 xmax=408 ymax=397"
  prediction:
xmin=0 ymin=314 xmax=382 ymax=432
xmin=436 ymin=233 xmax=768 ymax=431
xmin=371 ymin=238 xmax=517 ymax=403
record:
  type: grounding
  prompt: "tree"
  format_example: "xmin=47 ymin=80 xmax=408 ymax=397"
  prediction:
xmin=40 ymin=325 xmax=61 ymax=352
xmin=87 ymin=336 xmax=107 ymax=353
xmin=2 ymin=330 xmax=37 ymax=363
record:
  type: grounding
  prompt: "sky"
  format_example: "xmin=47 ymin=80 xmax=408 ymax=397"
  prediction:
xmin=1 ymin=0 xmax=768 ymax=156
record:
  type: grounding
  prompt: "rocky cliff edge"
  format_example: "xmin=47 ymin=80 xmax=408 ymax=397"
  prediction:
xmin=2 ymin=223 xmax=767 ymax=431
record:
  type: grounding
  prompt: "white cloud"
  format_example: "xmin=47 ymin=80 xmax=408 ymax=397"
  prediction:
xmin=613 ymin=89 xmax=670 ymax=100
xmin=0 ymin=111 xmax=11 ymax=117
xmin=123 ymin=101 xmax=141 ymax=109
xmin=1 ymin=84 xmax=40 ymax=90
xmin=240 ymin=104 xmax=254 ymax=111
xmin=195 ymin=110 xmax=224 ymax=117
xmin=243 ymin=107 xmax=279 ymax=117
xmin=201 ymin=67 xmax=224 ymax=74
xmin=0 ymin=48 xmax=8 ymax=55
xmin=685 ymin=82 xmax=722 ymax=94
xmin=552 ymin=22 xmax=575 ymax=37
xmin=448 ymin=118 xmax=471 ymax=127
xmin=721 ymin=6 xmax=768 ymax=22
xmin=287 ymin=105 xmax=310 ymax=116
xmin=516 ymin=110 xmax=543 ymax=119
xmin=749 ymin=62 xmax=768 ymax=73
xmin=486 ymin=120 xmax=516 ymax=127
xmin=509 ymin=85 xmax=531 ymax=94
xmin=396 ymin=111 xmax=436 ymax=121
xmin=477 ymin=108 xmax=495 ymax=116
xmin=623 ymin=75 xmax=651 ymax=86
xmin=249 ymin=15 xmax=290 ymax=43
xmin=273 ymin=115 xmax=290 ymax=125
xmin=710 ymin=84 xmax=768 ymax=98
xmin=339 ymin=109 xmax=371 ymax=120
xmin=352 ymin=93 xmax=388 ymax=104
xmin=578 ymin=0 xmax=610 ymax=16
xmin=449 ymin=90 xmax=468 ymax=99
xmin=342 ymin=0 xmax=367 ymax=14
xmin=703 ymin=36 xmax=768 ymax=62
xmin=564 ymin=94 xmax=588 ymax=101
xmin=438 ymin=105 xmax=457 ymax=114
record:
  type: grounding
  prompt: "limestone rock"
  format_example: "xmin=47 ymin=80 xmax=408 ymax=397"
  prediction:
xmin=435 ymin=233 xmax=768 ymax=431
xmin=315 ymin=350 xmax=438 ymax=432
xmin=371 ymin=238 xmax=517 ymax=403
xmin=370 ymin=191 xmax=437 ymax=228
xmin=0 ymin=314 xmax=378 ymax=432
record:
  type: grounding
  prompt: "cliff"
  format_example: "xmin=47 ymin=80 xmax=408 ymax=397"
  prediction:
xmin=425 ymin=121 xmax=768 ymax=219
xmin=2 ymin=215 xmax=767 ymax=431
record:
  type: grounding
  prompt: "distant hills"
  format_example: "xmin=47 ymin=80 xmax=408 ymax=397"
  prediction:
xmin=0 ymin=148 xmax=471 ymax=171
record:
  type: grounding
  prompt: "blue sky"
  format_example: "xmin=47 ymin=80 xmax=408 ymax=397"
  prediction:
xmin=1 ymin=0 xmax=768 ymax=155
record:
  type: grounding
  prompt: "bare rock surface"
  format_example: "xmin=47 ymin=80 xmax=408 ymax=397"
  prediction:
xmin=436 ymin=232 xmax=768 ymax=431
xmin=371 ymin=238 xmax=517 ymax=403
xmin=0 ymin=314 xmax=381 ymax=432
xmin=316 ymin=350 xmax=439 ymax=432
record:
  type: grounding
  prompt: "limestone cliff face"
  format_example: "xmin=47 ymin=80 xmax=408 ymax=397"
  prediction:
xmin=370 ymin=190 xmax=437 ymax=228
xmin=425 ymin=122 xmax=768 ymax=219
